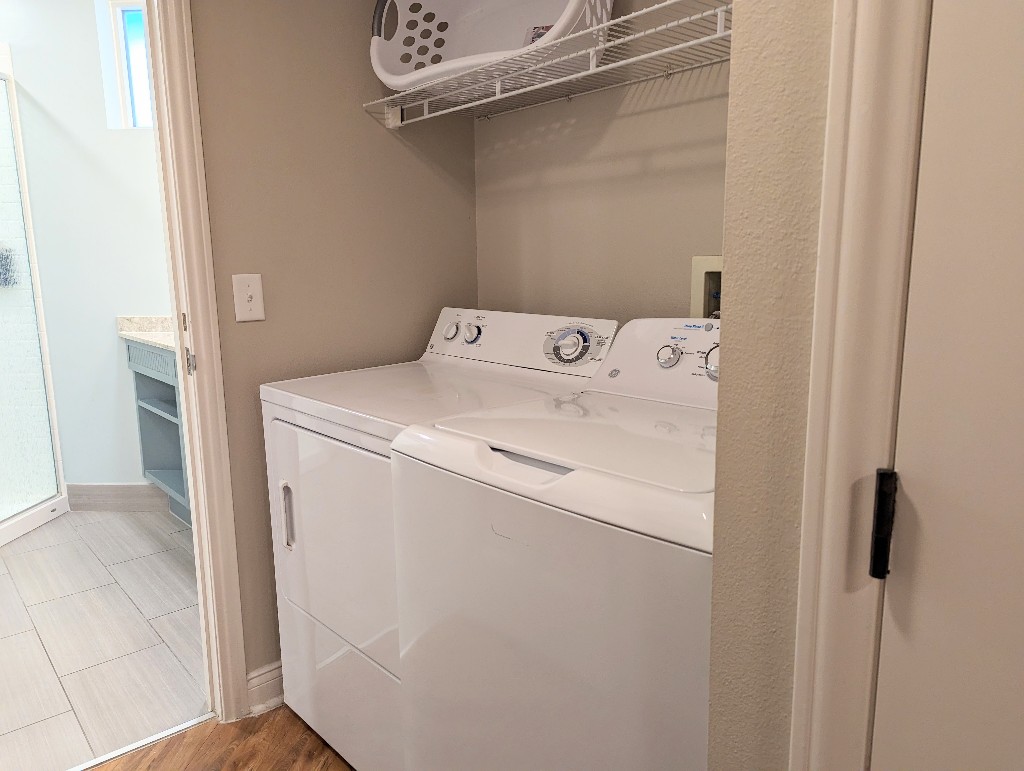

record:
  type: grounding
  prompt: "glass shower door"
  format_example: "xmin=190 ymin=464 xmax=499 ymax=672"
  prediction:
xmin=0 ymin=73 xmax=61 ymax=524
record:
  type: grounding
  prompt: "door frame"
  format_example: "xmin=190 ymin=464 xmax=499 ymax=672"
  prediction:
xmin=787 ymin=1 xmax=932 ymax=768
xmin=0 ymin=53 xmax=70 ymax=546
xmin=147 ymin=0 xmax=249 ymax=721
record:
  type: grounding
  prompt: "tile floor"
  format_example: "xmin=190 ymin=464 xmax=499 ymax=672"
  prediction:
xmin=0 ymin=509 xmax=208 ymax=771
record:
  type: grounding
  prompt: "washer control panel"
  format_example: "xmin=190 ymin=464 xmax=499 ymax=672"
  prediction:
xmin=542 ymin=324 xmax=611 ymax=368
xmin=590 ymin=318 xmax=721 ymax=410
xmin=423 ymin=308 xmax=619 ymax=377
xmin=704 ymin=341 xmax=720 ymax=382
xmin=656 ymin=344 xmax=682 ymax=369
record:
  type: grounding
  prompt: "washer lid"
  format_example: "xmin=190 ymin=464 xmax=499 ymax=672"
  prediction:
xmin=259 ymin=360 xmax=581 ymax=441
xmin=393 ymin=391 xmax=715 ymax=551
xmin=430 ymin=391 xmax=717 ymax=495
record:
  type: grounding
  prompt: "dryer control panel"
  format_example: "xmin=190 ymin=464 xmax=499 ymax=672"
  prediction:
xmin=423 ymin=308 xmax=618 ymax=378
xmin=589 ymin=318 xmax=720 ymax=410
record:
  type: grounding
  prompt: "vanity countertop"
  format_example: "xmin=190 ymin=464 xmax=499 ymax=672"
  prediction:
xmin=117 ymin=316 xmax=176 ymax=352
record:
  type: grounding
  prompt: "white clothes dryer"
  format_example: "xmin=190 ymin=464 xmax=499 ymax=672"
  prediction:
xmin=259 ymin=308 xmax=617 ymax=771
xmin=391 ymin=318 xmax=720 ymax=771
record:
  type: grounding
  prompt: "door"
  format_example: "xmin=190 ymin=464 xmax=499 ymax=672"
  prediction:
xmin=0 ymin=63 xmax=66 ymax=541
xmin=266 ymin=419 xmax=400 ymax=675
xmin=869 ymin=1 xmax=1024 ymax=766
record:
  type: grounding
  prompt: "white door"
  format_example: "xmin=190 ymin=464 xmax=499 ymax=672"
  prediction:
xmin=266 ymin=419 xmax=400 ymax=674
xmin=266 ymin=417 xmax=403 ymax=770
xmin=869 ymin=1 xmax=1024 ymax=767
xmin=0 ymin=60 xmax=67 ymax=543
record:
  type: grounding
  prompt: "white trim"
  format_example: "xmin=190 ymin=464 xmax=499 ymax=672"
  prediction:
xmin=0 ymin=50 xmax=69 ymax=537
xmin=108 ymin=0 xmax=150 ymax=129
xmin=72 ymin=712 xmax=216 ymax=770
xmin=246 ymin=661 xmax=284 ymax=717
xmin=0 ymin=495 xmax=70 ymax=548
xmin=789 ymin=1 xmax=932 ymax=768
xmin=147 ymin=0 xmax=250 ymax=721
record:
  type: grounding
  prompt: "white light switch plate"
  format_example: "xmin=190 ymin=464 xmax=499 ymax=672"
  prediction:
xmin=232 ymin=273 xmax=266 ymax=322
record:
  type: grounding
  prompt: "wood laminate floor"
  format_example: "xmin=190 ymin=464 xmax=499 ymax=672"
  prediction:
xmin=96 ymin=706 xmax=354 ymax=770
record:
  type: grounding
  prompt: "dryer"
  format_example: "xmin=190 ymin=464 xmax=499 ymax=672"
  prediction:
xmin=260 ymin=308 xmax=617 ymax=771
xmin=391 ymin=318 xmax=720 ymax=770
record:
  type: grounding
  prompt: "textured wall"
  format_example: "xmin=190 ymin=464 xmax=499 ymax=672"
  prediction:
xmin=475 ymin=65 xmax=729 ymax=322
xmin=190 ymin=0 xmax=477 ymax=673
xmin=709 ymin=0 xmax=833 ymax=767
xmin=0 ymin=0 xmax=173 ymax=485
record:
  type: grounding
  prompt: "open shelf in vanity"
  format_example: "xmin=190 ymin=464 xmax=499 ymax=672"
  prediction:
xmin=122 ymin=333 xmax=190 ymax=525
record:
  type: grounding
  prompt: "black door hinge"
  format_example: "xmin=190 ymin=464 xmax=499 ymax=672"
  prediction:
xmin=869 ymin=468 xmax=899 ymax=579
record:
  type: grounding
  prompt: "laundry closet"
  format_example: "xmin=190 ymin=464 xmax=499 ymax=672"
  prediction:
xmin=189 ymin=0 xmax=728 ymax=678
xmin=189 ymin=0 xmax=730 ymax=766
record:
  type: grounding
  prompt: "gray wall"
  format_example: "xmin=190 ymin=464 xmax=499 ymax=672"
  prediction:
xmin=190 ymin=0 xmax=477 ymax=673
xmin=475 ymin=67 xmax=729 ymax=321
xmin=709 ymin=1 xmax=834 ymax=767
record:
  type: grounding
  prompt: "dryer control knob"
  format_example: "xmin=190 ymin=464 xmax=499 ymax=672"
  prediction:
xmin=556 ymin=333 xmax=583 ymax=358
xmin=464 ymin=324 xmax=482 ymax=344
xmin=657 ymin=344 xmax=681 ymax=369
xmin=442 ymin=322 xmax=460 ymax=341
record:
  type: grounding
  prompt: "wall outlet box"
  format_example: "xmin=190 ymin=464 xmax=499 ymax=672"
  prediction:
xmin=690 ymin=255 xmax=723 ymax=317
xmin=232 ymin=273 xmax=266 ymax=322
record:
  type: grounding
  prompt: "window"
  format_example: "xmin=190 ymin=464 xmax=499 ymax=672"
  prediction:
xmin=110 ymin=2 xmax=154 ymax=128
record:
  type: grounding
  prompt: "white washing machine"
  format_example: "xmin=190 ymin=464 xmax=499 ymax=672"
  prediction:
xmin=391 ymin=318 xmax=720 ymax=771
xmin=259 ymin=308 xmax=617 ymax=771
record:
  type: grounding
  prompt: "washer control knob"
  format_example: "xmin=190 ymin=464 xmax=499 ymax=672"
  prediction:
xmin=556 ymin=333 xmax=583 ymax=358
xmin=442 ymin=322 xmax=460 ymax=341
xmin=657 ymin=344 xmax=682 ymax=369
xmin=464 ymin=323 xmax=482 ymax=344
xmin=705 ymin=343 xmax=720 ymax=382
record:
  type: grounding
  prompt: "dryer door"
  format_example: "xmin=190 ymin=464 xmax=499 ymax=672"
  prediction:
xmin=267 ymin=419 xmax=399 ymax=675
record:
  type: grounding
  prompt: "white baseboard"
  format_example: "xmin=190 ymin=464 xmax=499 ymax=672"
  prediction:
xmin=247 ymin=661 xmax=283 ymax=716
xmin=67 ymin=483 xmax=169 ymax=513
xmin=0 ymin=495 xmax=69 ymax=548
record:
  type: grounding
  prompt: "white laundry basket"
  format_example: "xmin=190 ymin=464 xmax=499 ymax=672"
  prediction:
xmin=371 ymin=0 xmax=614 ymax=92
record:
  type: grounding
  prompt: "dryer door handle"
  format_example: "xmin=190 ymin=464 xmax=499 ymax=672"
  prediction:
xmin=281 ymin=481 xmax=296 ymax=550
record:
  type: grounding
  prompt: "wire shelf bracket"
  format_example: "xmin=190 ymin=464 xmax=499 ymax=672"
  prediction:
xmin=365 ymin=0 xmax=732 ymax=129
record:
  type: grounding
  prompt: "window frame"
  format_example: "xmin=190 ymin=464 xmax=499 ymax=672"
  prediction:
xmin=108 ymin=0 xmax=153 ymax=129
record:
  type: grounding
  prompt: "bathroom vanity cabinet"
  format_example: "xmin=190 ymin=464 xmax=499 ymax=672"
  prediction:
xmin=122 ymin=333 xmax=190 ymax=525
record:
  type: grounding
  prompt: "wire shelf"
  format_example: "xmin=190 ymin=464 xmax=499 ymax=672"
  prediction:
xmin=365 ymin=0 xmax=732 ymax=128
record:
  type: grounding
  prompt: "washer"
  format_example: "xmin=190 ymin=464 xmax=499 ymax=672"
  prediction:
xmin=391 ymin=318 xmax=720 ymax=770
xmin=259 ymin=308 xmax=617 ymax=771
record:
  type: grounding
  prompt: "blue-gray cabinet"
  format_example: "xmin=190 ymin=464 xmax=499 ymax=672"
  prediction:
xmin=125 ymin=340 xmax=190 ymax=524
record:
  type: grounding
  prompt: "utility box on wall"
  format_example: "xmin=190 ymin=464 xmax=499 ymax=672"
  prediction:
xmin=691 ymin=255 xmax=723 ymax=318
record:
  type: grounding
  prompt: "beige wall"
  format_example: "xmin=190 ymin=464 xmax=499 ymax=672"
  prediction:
xmin=709 ymin=0 xmax=833 ymax=768
xmin=475 ymin=64 xmax=729 ymax=322
xmin=190 ymin=0 xmax=477 ymax=673
xmin=189 ymin=5 xmax=835 ymax=753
